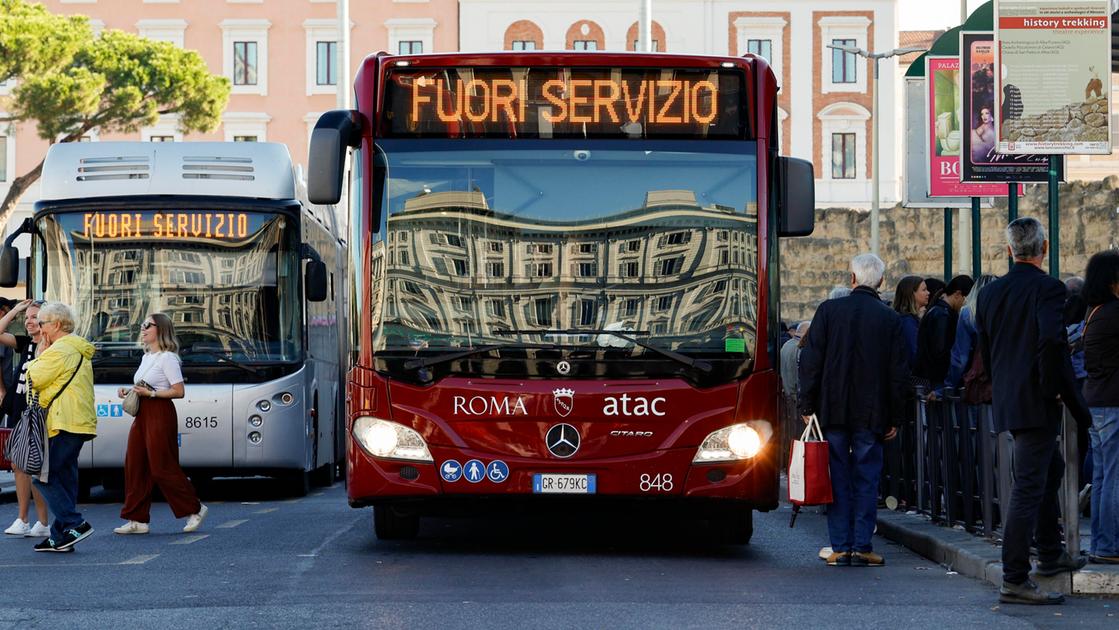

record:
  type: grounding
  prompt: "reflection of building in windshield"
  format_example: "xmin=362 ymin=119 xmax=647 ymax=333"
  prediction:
xmin=383 ymin=190 xmax=758 ymax=349
xmin=72 ymin=239 xmax=274 ymax=354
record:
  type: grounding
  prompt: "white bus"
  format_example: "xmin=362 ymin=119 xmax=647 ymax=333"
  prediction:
xmin=1 ymin=142 xmax=347 ymax=495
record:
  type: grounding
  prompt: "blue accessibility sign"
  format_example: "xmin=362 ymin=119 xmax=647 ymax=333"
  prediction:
xmin=440 ymin=460 xmax=463 ymax=483
xmin=97 ymin=403 xmax=125 ymax=418
xmin=486 ymin=460 xmax=509 ymax=483
xmin=463 ymin=459 xmax=486 ymax=484
xmin=97 ymin=404 xmax=109 ymax=417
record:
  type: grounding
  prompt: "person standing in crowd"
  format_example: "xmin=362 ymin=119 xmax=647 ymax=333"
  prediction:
xmin=114 ymin=313 xmax=207 ymax=535
xmin=941 ymin=275 xmax=998 ymax=395
xmin=0 ymin=298 xmax=15 ymax=407
xmin=828 ymin=286 xmax=852 ymax=300
xmin=28 ymin=302 xmax=96 ymax=552
xmin=0 ymin=300 xmax=50 ymax=538
xmin=1066 ymin=276 xmax=1085 ymax=296
xmin=976 ymin=218 xmax=1092 ymax=604
xmin=1065 ymin=289 xmax=1092 ymax=510
xmin=780 ymin=322 xmax=808 ymax=449
xmin=923 ymin=277 xmax=947 ymax=314
xmin=891 ymin=276 xmax=929 ymax=367
xmin=916 ymin=275 xmax=974 ymax=386
xmin=799 ymin=254 xmax=910 ymax=568
xmin=1081 ymin=250 xmax=1119 ymax=565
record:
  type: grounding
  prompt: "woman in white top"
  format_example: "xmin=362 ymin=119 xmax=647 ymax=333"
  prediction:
xmin=113 ymin=313 xmax=207 ymax=535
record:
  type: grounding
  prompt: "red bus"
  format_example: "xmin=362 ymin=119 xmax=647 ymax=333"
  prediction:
xmin=308 ymin=52 xmax=814 ymax=543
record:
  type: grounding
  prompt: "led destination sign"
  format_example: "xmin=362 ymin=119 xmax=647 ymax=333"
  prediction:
xmin=384 ymin=67 xmax=748 ymax=138
xmin=81 ymin=211 xmax=251 ymax=240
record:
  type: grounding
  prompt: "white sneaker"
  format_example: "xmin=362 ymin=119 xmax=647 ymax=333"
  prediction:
xmin=183 ymin=504 xmax=208 ymax=533
xmin=4 ymin=518 xmax=30 ymax=536
xmin=28 ymin=521 xmax=50 ymax=537
xmin=113 ymin=521 xmax=150 ymax=535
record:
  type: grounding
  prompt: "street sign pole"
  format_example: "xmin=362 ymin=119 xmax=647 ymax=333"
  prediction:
xmin=944 ymin=208 xmax=953 ymax=281
xmin=971 ymin=197 xmax=982 ymax=276
xmin=1048 ymin=156 xmax=1060 ymax=277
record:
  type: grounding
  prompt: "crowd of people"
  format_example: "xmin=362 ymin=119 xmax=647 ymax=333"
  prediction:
xmin=788 ymin=217 xmax=1118 ymax=605
xmin=2 ymin=302 xmax=207 ymax=552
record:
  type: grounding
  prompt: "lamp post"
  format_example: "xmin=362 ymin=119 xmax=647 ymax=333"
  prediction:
xmin=337 ymin=0 xmax=351 ymax=109
xmin=827 ymin=44 xmax=926 ymax=255
xmin=638 ymin=0 xmax=653 ymax=52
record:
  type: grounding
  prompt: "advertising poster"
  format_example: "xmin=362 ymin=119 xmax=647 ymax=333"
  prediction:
xmin=926 ymin=56 xmax=1012 ymax=198
xmin=994 ymin=0 xmax=1113 ymax=154
xmin=904 ymin=77 xmax=973 ymax=208
xmin=960 ymin=31 xmax=1055 ymax=182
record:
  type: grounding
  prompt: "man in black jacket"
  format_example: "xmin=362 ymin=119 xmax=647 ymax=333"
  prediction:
xmin=915 ymin=275 xmax=974 ymax=384
xmin=799 ymin=253 xmax=910 ymax=567
xmin=976 ymin=217 xmax=1093 ymax=605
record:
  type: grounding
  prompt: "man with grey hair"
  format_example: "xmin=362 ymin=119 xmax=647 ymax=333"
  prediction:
xmin=798 ymin=253 xmax=909 ymax=567
xmin=977 ymin=217 xmax=1092 ymax=605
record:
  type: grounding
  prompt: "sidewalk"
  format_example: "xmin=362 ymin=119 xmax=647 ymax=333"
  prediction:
xmin=878 ymin=508 xmax=1119 ymax=596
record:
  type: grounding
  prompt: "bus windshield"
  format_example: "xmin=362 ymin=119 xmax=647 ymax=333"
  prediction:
xmin=375 ymin=139 xmax=760 ymax=379
xmin=36 ymin=209 xmax=303 ymax=364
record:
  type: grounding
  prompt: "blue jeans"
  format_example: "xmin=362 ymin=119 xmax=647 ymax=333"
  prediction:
xmin=32 ymin=431 xmax=87 ymax=541
xmin=1089 ymin=407 xmax=1119 ymax=557
xmin=825 ymin=429 xmax=884 ymax=553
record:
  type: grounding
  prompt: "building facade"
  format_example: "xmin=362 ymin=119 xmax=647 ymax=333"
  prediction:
xmin=458 ymin=0 xmax=903 ymax=208
xmin=0 ymin=0 xmax=459 ymax=231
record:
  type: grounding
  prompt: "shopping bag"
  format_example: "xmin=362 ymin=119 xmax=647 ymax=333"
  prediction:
xmin=788 ymin=415 xmax=832 ymax=506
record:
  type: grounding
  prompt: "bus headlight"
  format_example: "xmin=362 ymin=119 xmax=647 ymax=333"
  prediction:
xmin=693 ymin=421 xmax=773 ymax=463
xmin=352 ymin=416 xmax=433 ymax=463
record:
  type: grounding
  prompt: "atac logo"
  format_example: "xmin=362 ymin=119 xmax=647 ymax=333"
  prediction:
xmin=552 ymin=388 xmax=575 ymax=418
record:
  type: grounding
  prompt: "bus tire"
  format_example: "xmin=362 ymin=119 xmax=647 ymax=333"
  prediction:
xmin=283 ymin=470 xmax=311 ymax=497
xmin=711 ymin=505 xmax=754 ymax=545
xmin=373 ymin=505 xmax=419 ymax=540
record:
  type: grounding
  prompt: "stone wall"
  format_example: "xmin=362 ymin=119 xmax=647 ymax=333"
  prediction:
xmin=780 ymin=176 xmax=1119 ymax=322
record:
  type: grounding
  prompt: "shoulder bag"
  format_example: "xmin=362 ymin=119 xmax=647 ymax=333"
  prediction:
xmin=122 ymin=358 xmax=157 ymax=416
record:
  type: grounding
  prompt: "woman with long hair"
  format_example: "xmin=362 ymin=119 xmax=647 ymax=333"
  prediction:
xmin=1082 ymin=251 xmax=1119 ymax=564
xmin=941 ymin=274 xmax=998 ymax=394
xmin=891 ymin=276 xmax=929 ymax=367
xmin=0 ymin=300 xmax=50 ymax=537
xmin=113 ymin=313 xmax=207 ymax=535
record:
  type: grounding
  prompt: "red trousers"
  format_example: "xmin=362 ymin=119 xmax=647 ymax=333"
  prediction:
xmin=120 ymin=398 xmax=201 ymax=522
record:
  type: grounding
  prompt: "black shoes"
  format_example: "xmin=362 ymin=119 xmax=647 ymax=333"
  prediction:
xmin=1034 ymin=551 xmax=1088 ymax=577
xmin=999 ymin=579 xmax=1065 ymax=605
xmin=33 ymin=538 xmax=73 ymax=553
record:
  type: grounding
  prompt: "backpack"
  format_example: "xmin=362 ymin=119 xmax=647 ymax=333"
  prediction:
xmin=2 ymin=355 xmax=84 ymax=481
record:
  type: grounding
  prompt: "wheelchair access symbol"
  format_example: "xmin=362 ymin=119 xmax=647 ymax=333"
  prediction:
xmin=486 ymin=460 xmax=509 ymax=483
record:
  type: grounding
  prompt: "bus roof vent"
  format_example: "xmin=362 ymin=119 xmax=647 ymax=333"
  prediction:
xmin=75 ymin=155 xmax=151 ymax=182
xmin=181 ymin=155 xmax=256 ymax=181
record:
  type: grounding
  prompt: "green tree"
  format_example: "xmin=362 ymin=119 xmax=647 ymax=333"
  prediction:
xmin=0 ymin=0 xmax=91 ymax=84
xmin=0 ymin=29 xmax=231 ymax=224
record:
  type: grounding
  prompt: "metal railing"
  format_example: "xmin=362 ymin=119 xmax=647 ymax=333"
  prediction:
xmin=881 ymin=386 xmax=1081 ymax=545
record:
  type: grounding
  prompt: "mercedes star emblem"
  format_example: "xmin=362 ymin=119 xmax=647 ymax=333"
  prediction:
xmin=556 ymin=360 xmax=571 ymax=376
xmin=545 ymin=423 xmax=580 ymax=458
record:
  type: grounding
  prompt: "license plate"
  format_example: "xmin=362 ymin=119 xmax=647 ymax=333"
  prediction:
xmin=532 ymin=473 xmax=596 ymax=494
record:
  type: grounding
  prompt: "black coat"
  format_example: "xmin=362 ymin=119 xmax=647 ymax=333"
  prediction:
xmin=914 ymin=298 xmax=958 ymax=384
xmin=975 ymin=263 xmax=1091 ymax=433
xmin=798 ymin=286 xmax=912 ymax=435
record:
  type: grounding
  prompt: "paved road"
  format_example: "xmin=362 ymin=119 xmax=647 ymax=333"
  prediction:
xmin=0 ymin=481 xmax=1114 ymax=629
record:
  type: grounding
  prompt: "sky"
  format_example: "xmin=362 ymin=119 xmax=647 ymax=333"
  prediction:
xmin=898 ymin=0 xmax=985 ymax=32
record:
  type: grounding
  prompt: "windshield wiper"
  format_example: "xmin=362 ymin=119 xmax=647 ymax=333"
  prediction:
xmin=402 ymin=341 xmax=559 ymax=370
xmin=180 ymin=348 xmax=264 ymax=377
xmin=496 ymin=329 xmax=713 ymax=373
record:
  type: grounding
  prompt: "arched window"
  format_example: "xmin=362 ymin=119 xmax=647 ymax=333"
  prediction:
xmin=625 ymin=21 xmax=666 ymax=52
xmin=565 ymin=21 xmax=605 ymax=51
xmin=503 ymin=20 xmax=543 ymax=51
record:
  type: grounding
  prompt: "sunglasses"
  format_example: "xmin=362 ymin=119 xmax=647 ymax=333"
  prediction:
xmin=141 ymin=321 xmax=156 ymax=330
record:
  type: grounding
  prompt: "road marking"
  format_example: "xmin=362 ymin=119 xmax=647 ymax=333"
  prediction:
xmin=254 ymin=508 xmax=278 ymax=514
xmin=119 ymin=554 xmax=160 ymax=565
xmin=171 ymin=534 xmax=209 ymax=545
xmin=240 ymin=502 xmax=260 ymax=505
xmin=312 ymin=492 xmax=324 ymax=497
xmin=216 ymin=519 xmax=248 ymax=529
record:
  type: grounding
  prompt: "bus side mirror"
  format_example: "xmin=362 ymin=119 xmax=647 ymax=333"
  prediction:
xmin=0 ymin=246 xmax=20 ymax=288
xmin=305 ymin=260 xmax=328 ymax=302
xmin=308 ymin=110 xmax=362 ymax=205
xmin=777 ymin=157 xmax=815 ymax=237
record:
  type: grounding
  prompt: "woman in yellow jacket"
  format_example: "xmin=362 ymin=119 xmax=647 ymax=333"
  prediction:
xmin=27 ymin=302 xmax=96 ymax=553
